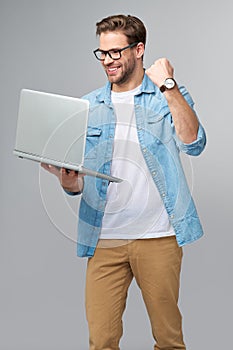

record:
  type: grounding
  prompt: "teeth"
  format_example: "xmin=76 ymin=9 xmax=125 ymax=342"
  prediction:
xmin=109 ymin=67 xmax=117 ymax=71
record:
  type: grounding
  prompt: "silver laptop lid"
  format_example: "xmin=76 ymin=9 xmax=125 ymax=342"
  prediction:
xmin=14 ymin=89 xmax=89 ymax=169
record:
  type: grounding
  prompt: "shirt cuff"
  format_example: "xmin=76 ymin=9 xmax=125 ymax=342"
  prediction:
xmin=63 ymin=189 xmax=83 ymax=196
xmin=177 ymin=123 xmax=207 ymax=156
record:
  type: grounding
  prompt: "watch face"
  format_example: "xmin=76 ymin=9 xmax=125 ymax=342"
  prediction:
xmin=165 ymin=78 xmax=175 ymax=89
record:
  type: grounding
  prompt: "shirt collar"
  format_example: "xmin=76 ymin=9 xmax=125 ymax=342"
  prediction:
xmin=95 ymin=71 xmax=158 ymax=104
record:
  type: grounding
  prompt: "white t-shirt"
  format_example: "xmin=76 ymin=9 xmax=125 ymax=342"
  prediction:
xmin=100 ymin=85 xmax=175 ymax=239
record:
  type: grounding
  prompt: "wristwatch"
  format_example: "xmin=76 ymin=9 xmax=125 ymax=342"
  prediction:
xmin=160 ymin=78 xmax=176 ymax=93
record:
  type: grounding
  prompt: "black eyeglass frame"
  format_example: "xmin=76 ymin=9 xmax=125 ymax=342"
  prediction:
xmin=93 ymin=42 xmax=139 ymax=61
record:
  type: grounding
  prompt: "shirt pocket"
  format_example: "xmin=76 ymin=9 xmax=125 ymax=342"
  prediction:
xmin=85 ymin=127 xmax=102 ymax=159
xmin=146 ymin=111 xmax=173 ymax=144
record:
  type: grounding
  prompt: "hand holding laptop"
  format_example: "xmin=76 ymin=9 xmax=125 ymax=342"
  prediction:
xmin=41 ymin=163 xmax=85 ymax=193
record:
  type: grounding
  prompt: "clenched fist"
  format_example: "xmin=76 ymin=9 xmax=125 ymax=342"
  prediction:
xmin=145 ymin=58 xmax=174 ymax=88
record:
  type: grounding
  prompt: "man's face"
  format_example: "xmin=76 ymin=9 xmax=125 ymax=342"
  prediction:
xmin=98 ymin=31 xmax=139 ymax=88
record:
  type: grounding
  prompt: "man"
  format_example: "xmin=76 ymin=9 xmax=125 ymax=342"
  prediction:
xmin=42 ymin=14 xmax=206 ymax=350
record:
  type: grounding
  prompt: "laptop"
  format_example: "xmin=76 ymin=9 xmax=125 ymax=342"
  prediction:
xmin=13 ymin=89 xmax=122 ymax=183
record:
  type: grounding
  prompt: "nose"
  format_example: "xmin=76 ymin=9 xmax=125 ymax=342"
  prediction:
xmin=103 ymin=53 xmax=114 ymax=65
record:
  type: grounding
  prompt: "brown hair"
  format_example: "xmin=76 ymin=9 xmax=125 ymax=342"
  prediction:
xmin=96 ymin=14 xmax=146 ymax=46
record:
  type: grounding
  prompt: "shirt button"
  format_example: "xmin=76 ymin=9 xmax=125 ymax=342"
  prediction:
xmin=152 ymin=171 xmax=157 ymax=176
xmin=143 ymin=148 xmax=147 ymax=153
xmin=170 ymin=214 xmax=175 ymax=219
xmin=162 ymin=193 xmax=166 ymax=197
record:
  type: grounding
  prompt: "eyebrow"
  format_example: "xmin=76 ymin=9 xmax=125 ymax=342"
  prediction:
xmin=98 ymin=47 xmax=122 ymax=51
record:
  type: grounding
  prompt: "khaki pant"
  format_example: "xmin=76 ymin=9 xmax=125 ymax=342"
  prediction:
xmin=85 ymin=236 xmax=186 ymax=350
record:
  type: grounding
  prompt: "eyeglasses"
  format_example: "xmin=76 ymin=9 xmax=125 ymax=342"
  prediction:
xmin=93 ymin=42 xmax=138 ymax=61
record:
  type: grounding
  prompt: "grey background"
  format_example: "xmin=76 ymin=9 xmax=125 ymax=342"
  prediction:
xmin=1 ymin=0 xmax=232 ymax=349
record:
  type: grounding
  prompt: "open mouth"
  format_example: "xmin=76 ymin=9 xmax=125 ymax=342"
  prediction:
xmin=107 ymin=66 xmax=120 ymax=75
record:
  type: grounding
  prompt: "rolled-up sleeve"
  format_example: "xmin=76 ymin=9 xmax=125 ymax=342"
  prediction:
xmin=175 ymin=122 xmax=207 ymax=156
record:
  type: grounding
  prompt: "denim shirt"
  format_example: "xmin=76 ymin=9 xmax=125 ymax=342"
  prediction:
xmin=74 ymin=73 xmax=206 ymax=257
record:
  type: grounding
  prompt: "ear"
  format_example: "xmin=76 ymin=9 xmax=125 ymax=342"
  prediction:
xmin=136 ymin=42 xmax=145 ymax=59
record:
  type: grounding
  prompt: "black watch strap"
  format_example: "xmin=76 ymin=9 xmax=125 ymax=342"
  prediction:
xmin=159 ymin=85 xmax=166 ymax=93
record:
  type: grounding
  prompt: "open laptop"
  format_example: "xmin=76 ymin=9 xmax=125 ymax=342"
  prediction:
xmin=13 ymin=89 xmax=122 ymax=183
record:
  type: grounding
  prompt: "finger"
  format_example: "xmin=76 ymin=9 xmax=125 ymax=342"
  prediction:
xmin=41 ymin=163 xmax=55 ymax=172
xmin=42 ymin=164 xmax=61 ymax=177
xmin=61 ymin=168 xmax=78 ymax=177
xmin=78 ymin=173 xmax=86 ymax=178
xmin=41 ymin=162 xmax=48 ymax=170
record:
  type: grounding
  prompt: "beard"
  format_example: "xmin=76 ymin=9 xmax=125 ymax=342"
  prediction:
xmin=105 ymin=57 xmax=137 ymax=86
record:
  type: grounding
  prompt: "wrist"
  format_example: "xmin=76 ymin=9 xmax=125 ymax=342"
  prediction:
xmin=159 ymin=77 xmax=177 ymax=93
xmin=62 ymin=177 xmax=84 ymax=194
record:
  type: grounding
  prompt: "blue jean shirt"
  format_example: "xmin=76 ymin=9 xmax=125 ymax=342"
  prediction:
xmin=73 ymin=74 xmax=206 ymax=257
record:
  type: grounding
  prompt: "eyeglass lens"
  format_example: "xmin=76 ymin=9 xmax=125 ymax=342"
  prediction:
xmin=94 ymin=42 xmax=138 ymax=61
